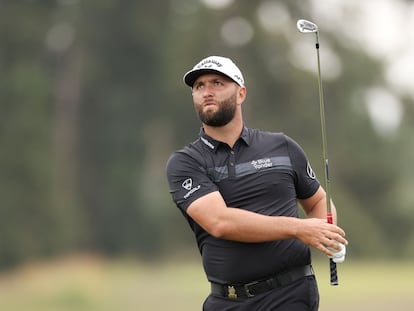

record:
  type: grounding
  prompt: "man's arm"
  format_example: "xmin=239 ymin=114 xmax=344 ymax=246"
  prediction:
xmin=186 ymin=188 xmax=347 ymax=256
xmin=299 ymin=186 xmax=338 ymax=224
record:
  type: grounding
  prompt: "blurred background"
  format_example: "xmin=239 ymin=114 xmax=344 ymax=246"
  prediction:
xmin=1 ymin=0 xmax=414 ymax=310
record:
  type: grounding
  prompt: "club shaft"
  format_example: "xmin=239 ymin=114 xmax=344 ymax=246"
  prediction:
xmin=315 ymin=34 xmax=331 ymax=214
xmin=315 ymin=32 xmax=338 ymax=286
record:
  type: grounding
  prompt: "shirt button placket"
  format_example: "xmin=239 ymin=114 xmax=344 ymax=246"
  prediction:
xmin=228 ymin=150 xmax=236 ymax=178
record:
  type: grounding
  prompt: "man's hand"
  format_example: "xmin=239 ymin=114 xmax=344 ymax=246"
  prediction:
xmin=295 ymin=218 xmax=348 ymax=257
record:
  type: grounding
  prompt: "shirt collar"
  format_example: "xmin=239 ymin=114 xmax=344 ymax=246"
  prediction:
xmin=239 ymin=126 xmax=251 ymax=145
xmin=198 ymin=126 xmax=251 ymax=152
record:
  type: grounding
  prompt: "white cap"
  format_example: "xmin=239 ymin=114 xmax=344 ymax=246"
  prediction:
xmin=183 ymin=56 xmax=245 ymax=87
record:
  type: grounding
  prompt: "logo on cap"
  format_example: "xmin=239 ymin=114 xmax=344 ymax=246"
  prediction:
xmin=196 ymin=58 xmax=223 ymax=69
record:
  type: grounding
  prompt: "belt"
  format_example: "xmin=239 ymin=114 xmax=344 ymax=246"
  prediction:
xmin=210 ymin=265 xmax=314 ymax=299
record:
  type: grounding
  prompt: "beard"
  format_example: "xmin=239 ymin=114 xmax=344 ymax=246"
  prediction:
xmin=196 ymin=93 xmax=237 ymax=127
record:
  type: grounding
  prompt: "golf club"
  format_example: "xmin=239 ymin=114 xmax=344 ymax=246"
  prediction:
xmin=296 ymin=19 xmax=339 ymax=286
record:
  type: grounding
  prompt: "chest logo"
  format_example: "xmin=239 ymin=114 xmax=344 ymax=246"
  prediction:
xmin=251 ymin=158 xmax=273 ymax=169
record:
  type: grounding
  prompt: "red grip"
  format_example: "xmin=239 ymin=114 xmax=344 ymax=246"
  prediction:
xmin=327 ymin=213 xmax=333 ymax=224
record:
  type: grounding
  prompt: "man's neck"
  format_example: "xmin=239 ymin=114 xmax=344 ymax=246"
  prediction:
xmin=203 ymin=119 xmax=243 ymax=149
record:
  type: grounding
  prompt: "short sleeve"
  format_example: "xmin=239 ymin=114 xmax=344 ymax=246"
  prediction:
xmin=285 ymin=136 xmax=320 ymax=199
xmin=166 ymin=150 xmax=218 ymax=212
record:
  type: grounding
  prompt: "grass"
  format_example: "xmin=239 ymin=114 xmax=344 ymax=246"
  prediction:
xmin=0 ymin=254 xmax=413 ymax=310
xmin=312 ymin=259 xmax=414 ymax=310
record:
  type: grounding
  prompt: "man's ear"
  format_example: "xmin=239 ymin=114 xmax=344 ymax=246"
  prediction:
xmin=238 ymin=86 xmax=247 ymax=102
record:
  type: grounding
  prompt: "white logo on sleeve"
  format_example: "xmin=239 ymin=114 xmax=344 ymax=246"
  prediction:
xmin=182 ymin=178 xmax=201 ymax=199
xmin=306 ymin=162 xmax=316 ymax=179
xmin=182 ymin=178 xmax=193 ymax=190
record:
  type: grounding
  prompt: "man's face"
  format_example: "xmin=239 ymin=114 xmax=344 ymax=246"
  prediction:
xmin=191 ymin=73 xmax=241 ymax=127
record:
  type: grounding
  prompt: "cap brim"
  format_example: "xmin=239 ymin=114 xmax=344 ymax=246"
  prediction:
xmin=184 ymin=69 xmax=231 ymax=87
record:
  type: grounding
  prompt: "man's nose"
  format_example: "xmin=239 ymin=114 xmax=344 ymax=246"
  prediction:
xmin=201 ymin=84 xmax=214 ymax=96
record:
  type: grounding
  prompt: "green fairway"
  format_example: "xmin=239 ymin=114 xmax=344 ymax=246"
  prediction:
xmin=0 ymin=255 xmax=412 ymax=310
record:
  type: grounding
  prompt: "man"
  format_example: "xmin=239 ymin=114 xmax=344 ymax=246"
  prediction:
xmin=166 ymin=56 xmax=347 ymax=310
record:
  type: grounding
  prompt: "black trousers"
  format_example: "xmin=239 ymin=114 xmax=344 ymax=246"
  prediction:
xmin=203 ymin=275 xmax=319 ymax=311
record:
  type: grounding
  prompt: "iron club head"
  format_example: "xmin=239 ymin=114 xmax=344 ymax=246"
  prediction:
xmin=297 ymin=19 xmax=318 ymax=33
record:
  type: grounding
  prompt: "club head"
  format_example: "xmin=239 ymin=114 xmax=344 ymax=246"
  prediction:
xmin=297 ymin=19 xmax=318 ymax=33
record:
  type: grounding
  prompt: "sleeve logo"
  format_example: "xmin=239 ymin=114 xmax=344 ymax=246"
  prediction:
xmin=182 ymin=178 xmax=201 ymax=199
xmin=182 ymin=178 xmax=193 ymax=190
xmin=307 ymin=162 xmax=316 ymax=179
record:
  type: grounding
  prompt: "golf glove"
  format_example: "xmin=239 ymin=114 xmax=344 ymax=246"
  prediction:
xmin=328 ymin=242 xmax=346 ymax=263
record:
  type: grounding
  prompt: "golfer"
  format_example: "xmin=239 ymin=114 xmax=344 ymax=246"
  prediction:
xmin=166 ymin=56 xmax=347 ymax=310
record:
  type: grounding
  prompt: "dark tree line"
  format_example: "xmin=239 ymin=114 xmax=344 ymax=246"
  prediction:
xmin=0 ymin=0 xmax=413 ymax=268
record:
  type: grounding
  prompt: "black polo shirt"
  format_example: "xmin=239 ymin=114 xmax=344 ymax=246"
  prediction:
xmin=166 ymin=127 xmax=320 ymax=284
